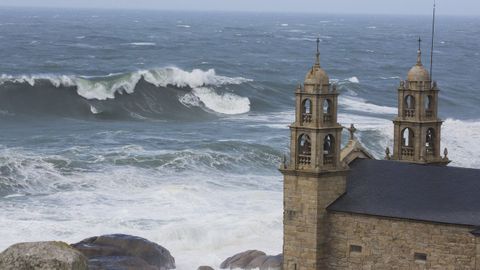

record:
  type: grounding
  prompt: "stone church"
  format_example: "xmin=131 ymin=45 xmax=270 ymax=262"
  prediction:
xmin=280 ymin=39 xmax=480 ymax=269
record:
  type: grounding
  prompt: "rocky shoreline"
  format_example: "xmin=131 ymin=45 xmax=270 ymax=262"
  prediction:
xmin=0 ymin=234 xmax=282 ymax=270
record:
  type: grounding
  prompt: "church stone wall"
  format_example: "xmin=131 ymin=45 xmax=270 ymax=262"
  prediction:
xmin=325 ymin=212 xmax=477 ymax=270
xmin=476 ymin=237 xmax=480 ymax=270
xmin=283 ymin=172 xmax=346 ymax=270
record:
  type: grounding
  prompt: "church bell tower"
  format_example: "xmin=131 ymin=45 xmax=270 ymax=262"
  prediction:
xmin=280 ymin=39 xmax=348 ymax=270
xmin=391 ymin=38 xmax=449 ymax=165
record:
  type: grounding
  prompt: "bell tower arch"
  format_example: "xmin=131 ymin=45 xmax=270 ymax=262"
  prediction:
xmin=392 ymin=38 xmax=450 ymax=165
xmin=281 ymin=39 xmax=348 ymax=270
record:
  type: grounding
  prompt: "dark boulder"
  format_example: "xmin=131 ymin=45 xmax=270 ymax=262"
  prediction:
xmin=220 ymin=250 xmax=282 ymax=270
xmin=71 ymin=234 xmax=175 ymax=270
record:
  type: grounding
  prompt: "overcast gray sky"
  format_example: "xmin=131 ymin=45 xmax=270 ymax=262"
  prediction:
xmin=1 ymin=0 xmax=479 ymax=16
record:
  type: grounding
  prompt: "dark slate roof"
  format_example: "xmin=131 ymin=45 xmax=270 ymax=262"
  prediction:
xmin=328 ymin=159 xmax=480 ymax=227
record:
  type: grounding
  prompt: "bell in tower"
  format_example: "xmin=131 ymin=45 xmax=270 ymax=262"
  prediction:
xmin=391 ymin=38 xmax=450 ymax=165
xmin=280 ymin=39 xmax=348 ymax=270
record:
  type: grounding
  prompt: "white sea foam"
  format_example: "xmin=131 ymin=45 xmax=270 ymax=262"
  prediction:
xmin=177 ymin=24 xmax=191 ymax=28
xmin=280 ymin=23 xmax=288 ymax=27
xmin=442 ymin=118 xmax=480 ymax=168
xmin=0 ymin=145 xmax=283 ymax=269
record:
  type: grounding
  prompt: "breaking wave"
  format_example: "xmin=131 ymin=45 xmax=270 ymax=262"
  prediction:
xmin=0 ymin=68 xmax=252 ymax=119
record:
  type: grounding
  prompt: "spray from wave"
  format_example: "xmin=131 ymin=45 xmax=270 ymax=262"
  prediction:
xmin=0 ymin=68 xmax=252 ymax=118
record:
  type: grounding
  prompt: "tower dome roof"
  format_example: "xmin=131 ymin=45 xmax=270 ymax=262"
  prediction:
xmin=304 ymin=38 xmax=329 ymax=85
xmin=407 ymin=64 xmax=430 ymax=82
xmin=407 ymin=42 xmax=430 ymax=82
xmin=304 ymin=65 xmax=329 ymax=85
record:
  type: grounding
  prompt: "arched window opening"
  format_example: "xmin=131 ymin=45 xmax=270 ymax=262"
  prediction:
xmin=401 ymin=128 xmax=415 ymax=157
xmin=323 ymin=134 xmax=335 ymax=165
xmin=425 ymin=95 xmax=433 ymax=117
xmin=426 ymin=128 xmax=435 ymax=155
xmin=302 ymin=99 xmax=312 ymax=123
xmin=323 ymin=99 xmax=332 ymax=123
xmin=298 ymin=134 xmax=311 ymax=165
xmin=404 ymin=95 xmax=415 ymax=117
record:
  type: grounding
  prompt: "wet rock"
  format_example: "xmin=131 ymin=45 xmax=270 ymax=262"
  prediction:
xmin=261 ymin=254 xmax=282 ymax=269
xmin=197 ymin=266 xmax=215 ymax=270
xmin=0 ymin=241 xmax=88 ymax=270
xmin=220 ymin=250 xmax=282 ymax=270
xmin=220 ymin=250 xmax=266 ymax=269
xmin=71 ymin=234 xmax=175 ymax=270
xmin=88 ymin=256 xmax=157 ymax=270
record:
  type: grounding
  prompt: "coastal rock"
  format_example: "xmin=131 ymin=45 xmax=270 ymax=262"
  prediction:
xmin=220 ymin=250 xmax=282 ymax=270
xmin=197 ymin=266 xmax=215 ymax=270
xmin=71 ymin=234 xmax=175 ymax=270
xmin=0 ymin=241 xmax=88 ymax=270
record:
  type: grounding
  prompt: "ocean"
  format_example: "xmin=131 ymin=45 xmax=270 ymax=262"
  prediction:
xmin=0 ymin=7 xmax=479 ymax=269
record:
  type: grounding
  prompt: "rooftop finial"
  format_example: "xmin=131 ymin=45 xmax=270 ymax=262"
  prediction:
xmin=430 ymin=0 xmax=437 ymax=81
xmin=315 ymin=37 xmax=320 ymax=66
xmin=417 ymin=36 xmax=422 ymax=65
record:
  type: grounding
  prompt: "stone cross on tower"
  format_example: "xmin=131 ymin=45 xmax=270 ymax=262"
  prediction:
xmin=347 ymin=124 xmax=357 ymax=140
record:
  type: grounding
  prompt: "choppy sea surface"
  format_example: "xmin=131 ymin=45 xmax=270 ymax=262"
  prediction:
xmin=0 ymin=7 xmax=479 ymax=269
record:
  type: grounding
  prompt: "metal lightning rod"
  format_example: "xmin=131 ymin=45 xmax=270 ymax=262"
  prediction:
xmin=430 ymin=0 xmax=436 ymax=81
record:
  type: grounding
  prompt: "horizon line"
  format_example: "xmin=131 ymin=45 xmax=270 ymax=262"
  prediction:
xmin=0 ymin=5 xmax=479 ymax=17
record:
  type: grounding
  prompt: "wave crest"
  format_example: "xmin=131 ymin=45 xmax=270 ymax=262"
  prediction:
xmin=0 ymin=67 xmax=252 ymax=117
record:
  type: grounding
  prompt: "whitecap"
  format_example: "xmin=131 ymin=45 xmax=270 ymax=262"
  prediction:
xmin=89 ymin=105 xmax=101 ymax=114
xmin=380 ymin=76 xmax=401 ymax=80
xmin=4 ymin=194 xmax=25 ymax=199
xmin=184 ymin=87 xmax=251 ymax=115
xmin=286 ymin=29 xmax=305 ymax=33
xmin=280 ymin=23 xmax=288 ymax=27
xmin=177 ymin=24 xmax=191 ymax=28
xmin=128 ymin=42 xmax=156 ymax=46
xmin=347 ymin=77 xmax=360 ymax=83
xmin=367 ymin=26 xmax=377 ymax=29
xmin=0 ymin=109 xmax=14 ymax=116
xmin=287 ymin=37 xmax=317 ymax=42
xmin=340 ymin=96 xmax=397 ymax=115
